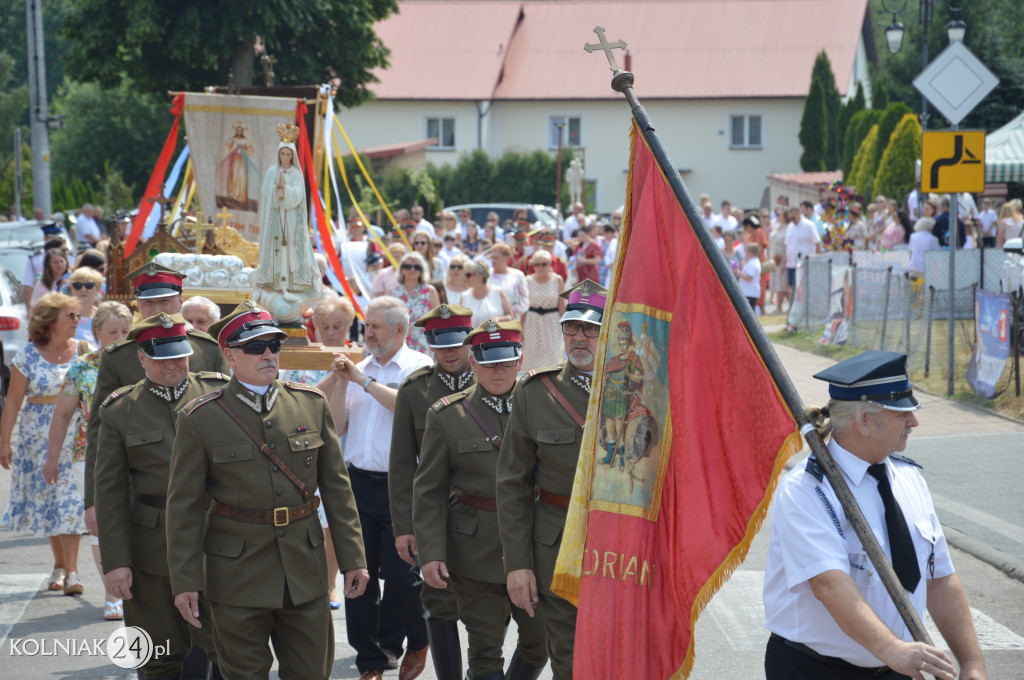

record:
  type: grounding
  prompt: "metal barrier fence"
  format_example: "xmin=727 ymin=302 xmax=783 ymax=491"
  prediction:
xmin=785 ymin=248 xmax=1015 ymax=391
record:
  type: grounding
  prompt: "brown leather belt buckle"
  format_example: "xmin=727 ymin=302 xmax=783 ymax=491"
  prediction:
xmin=273 ymin=507 xmax=290 ymax=527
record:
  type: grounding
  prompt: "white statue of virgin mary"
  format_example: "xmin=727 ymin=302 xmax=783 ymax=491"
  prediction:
xmin=250 ymin=123 xmax=323 ymax=322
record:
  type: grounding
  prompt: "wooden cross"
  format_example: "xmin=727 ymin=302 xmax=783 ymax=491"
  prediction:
xmin=216 ymin=206 xmax=235 ymax=229
xmin=584 ymin=26 xmax=627 ymax=72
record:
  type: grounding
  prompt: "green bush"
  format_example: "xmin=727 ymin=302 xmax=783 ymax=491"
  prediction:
xmin=843 ymin=109 xmax=882 ymax=179
xmin=848 ymin=124 xmax=880 ymax=198
xmin=873 ymin=114 xmax=922 ymax=203
xmin=874 ymin=102 xmax=914 ymax=175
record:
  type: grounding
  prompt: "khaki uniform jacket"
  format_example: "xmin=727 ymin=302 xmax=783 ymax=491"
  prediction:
xmin=84 ymin=330 xmax=228 ymax=508
xmin=496 ymin=363 xmax=590 ymax=573
xmin=166 ymin=377 xmax=366 ymax=609
xmin=414 ymin=384 xmax=511 ymax=584
xmin=388 ymin=365 xmax=475 ymax=537
xmin=94 ymin=372 xmax=230 ymax=577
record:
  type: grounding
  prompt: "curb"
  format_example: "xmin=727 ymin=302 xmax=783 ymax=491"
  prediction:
xmin=942 ymin=526 xmax=1024 ymax=585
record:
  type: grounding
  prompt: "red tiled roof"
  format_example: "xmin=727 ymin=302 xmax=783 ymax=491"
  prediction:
xmin=370 ymin=0 xmax=870 ymax=101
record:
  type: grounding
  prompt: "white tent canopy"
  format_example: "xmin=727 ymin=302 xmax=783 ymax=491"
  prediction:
xmin=986 ymin=110 xmax=1024 ymax=182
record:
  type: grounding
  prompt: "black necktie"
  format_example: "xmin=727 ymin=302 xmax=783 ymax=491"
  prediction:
xmin=867 ymin=463 xmax=921 ymax=592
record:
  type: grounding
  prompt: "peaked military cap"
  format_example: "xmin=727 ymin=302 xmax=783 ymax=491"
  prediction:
xmin=414 ymin=304 xmax=474 ymax=349
xmin=464 ymin=319 xmax=522 ymax=364
xmin=125 ymin=261 xmax=186 ymax=300
xmin=128 ymin=313 xmax=193 ymax=359
xmin=813 ymin=350 xmax=920 ymax=411
xmin=559 ymin=278 xmax=608 ymax=325
xmin=208 ymin=300 xmax=286 ymax=349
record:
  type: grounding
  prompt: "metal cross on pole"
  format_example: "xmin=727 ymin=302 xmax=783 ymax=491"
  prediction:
xmin=583 ymin=26 xmax=627 ymax=72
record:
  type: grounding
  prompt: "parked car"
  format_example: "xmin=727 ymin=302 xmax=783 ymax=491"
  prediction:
xmin=0 ymin=265 xmax=30 ymax=407
xmin=0 ymin=220 xmax=76 ymax=284
xmin=444 ymin=203 xmax=560 ymax=232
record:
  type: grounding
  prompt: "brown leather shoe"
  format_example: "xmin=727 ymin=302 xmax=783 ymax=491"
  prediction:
xmin=398 ymin=644 xmax=429 ymax=680
xmin=358 ymin=671 xmax=383 ymax=680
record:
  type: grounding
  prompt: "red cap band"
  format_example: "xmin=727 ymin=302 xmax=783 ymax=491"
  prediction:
xmin=424 ymin=314 xmax=473 ymax=331
xmin=136 ymin=323 xmax=187 ymax=344
xmin=471 ymin=328 xmax=521 ymax=346
xmin=217 ymin=309 xmax=276 ymax=349
xmin=133 ymin=271 xmax=184 ymax=291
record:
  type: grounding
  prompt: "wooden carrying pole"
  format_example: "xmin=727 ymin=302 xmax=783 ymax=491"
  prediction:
xmin=584 ymin=27 xmax=934 ymax=647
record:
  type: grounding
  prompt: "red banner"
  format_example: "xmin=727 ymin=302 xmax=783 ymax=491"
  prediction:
xmin=552 ymin=125 xmax=801 ymax=678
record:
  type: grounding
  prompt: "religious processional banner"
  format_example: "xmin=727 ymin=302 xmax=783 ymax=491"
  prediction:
xmin=552 ymin=124 xmax=802 ymax=679
xmin=966 ymin=288 xmax=1011 ymax=398
xmin=183 ymin=93 xmax=298 ymax=242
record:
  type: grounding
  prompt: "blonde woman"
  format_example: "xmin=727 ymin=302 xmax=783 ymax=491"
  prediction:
xmin=45 ymin=300 xmax=132 ymax=619
xmin=444 ymin=253 xmax=472 ymax=300
xmin=455 ymin=259 xmax=513 ymax=326
xmin=996 ymin=199 xmax=1023 ymax=248
xmin=68 ymin=267 xmax=105 ymax=346
xmin=521 ymin=249 xmax=566 ymax=372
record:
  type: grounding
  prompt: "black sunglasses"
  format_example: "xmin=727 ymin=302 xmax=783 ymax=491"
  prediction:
xmin=449 ymin=264 xmax=463 ymax=270
xmin=414 ymin=240 xmax=429 ymax=246
xmin=72 ymin=282 xmax=96 ymax=290
xmin=401 ymin=263 xmax=423 ymax=271
xmin=561 ymin=321 xmax=600 ymax=338
xmin=239 ymin=338 xmax=282 ymax=355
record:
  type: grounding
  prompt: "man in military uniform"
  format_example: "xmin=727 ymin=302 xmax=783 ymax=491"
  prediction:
xmin=95 ymin=314 xmax=228 ymax=680
xmin=415 ymin=320 xmax=548 ymax=680
xmin=84 ymin=262 xmax=229 ymax=534
xmin=496 ymin=279 xmax=607 ymax=680
xmin=389 ymin=304 xmax=476 ymax=680
xmin=166 ymin=302 xmax=369 ymax=680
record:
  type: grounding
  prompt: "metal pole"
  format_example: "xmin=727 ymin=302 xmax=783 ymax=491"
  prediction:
xmin=880 ymin=266 xmax=893 ymax=350
xmin=26 ymin=0 xmax=52 ymax=219
xmin=850 ymin=263 xmax=858 ymax=347
xmin=608 ymin=64 xmax=933 ymax=646
xmin=904 ymin=273 xmax=912 ymax=355
xmin=948 ymin=169 xmax=958 ymax=395
xmin=1014 ymin=290 xmax=1020 ymax=398
xmin=803 ymin=257 xmax=811 ymax=334
xmin=926 ymin=285 xmax=936 ymax=377
xmin=13 ymin=128 xmax=22 ymax=219
xmin=555 ymin=123 xmax=565 ymax=213
xmin=919 ymin=0 xmax=931 ymax=128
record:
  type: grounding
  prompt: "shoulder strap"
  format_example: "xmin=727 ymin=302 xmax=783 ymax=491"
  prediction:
xmin=214 ymin=398 xmax=310 ymax=502
xmin=460 ymin=398 xmax=503 ymax=449
xmin=538 ymin=373 xmax=586 ymax=428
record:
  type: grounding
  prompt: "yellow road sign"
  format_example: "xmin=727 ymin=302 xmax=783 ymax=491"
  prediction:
xmin=921 ymin=130 xmax=985 ymax=193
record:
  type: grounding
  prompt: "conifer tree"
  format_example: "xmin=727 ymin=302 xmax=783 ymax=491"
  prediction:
xmin=800 ymin=79 xmax=828 ymax=172
xmin=874 ymin=114 xmax=922 ymax=203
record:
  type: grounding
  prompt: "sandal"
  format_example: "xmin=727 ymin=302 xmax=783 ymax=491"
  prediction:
xmin=63 ymin=572 xmax=83 ymax=596
xmin=48 ymin=568 xmax=65 ymax=591
xmin=104 ymin=601 xmax=124 ymax=621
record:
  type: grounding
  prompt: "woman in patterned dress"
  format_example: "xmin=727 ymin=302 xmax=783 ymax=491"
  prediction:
xmin=390 ymin=251 xmax=439 ymax=355
xmin=46 ymin=300 xmax=132 ymax=619
xmin=0 ymin=294 xmax=88 ymax=596
xmin=520 ymin=249 xmax=565 ymax=372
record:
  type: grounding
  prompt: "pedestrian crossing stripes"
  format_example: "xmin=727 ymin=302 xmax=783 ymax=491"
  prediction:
xmin=0 ymin=573 xmax=46 ymax=645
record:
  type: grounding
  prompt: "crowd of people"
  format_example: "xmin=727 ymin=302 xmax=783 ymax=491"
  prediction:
xmin=0 ymin=191 xmax=997 ymax=680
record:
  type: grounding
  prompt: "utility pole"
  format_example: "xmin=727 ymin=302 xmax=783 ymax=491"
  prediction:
xmin=26 ymin=0 xmax=52 ymax=218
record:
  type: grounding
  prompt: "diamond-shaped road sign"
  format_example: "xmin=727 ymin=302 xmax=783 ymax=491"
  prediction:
xmin=913 ymin=42 xmax=998 ymax=126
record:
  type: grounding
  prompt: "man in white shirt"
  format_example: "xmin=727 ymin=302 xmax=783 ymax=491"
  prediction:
xmin=784 ymin=207 xmax=822 ymax=289
xmin=957 ymin=192 xmax=979 ymax=223
xmin=905 ymin=185 xmax=921 ymax=222
xmin=411 ymin=205 xmax=435 ymax=237
xmin=700 ymin=201 xmax=716 ymax=230
xmin=74 ymin=204 xmax=102 ymax=249
xmin=714 ymin=200 xmax=739 ymax=233
xmin=333 ymin=296 xmax=433 ymax=680
xmin=977 ymin=198 xmax=998 ymax=248
xmin=562 ymin=202 xmax=586 ymax=242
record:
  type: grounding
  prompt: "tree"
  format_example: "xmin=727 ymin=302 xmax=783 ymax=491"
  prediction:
xmin=0 ymin=51 xmax=28 ymax=171
xmin=872 ymin=80 xmax=890 ymax=110
xmin=49 ymin=80 xmax=175 ymax=201
xmin=799 ymin=79 xmax=828 ymax=172
xmin=843 ymin=109 xmax=881 ymax=179
xmin=835 ymin=81 xmax=866 ymax=176
xmin=59 ymin=0 xmax=398 ymax=108
xmin=811 ymin=51 xmax=842 ymax=170
xmin=848 ymin=124 xmax=880 ymax=198
xmin=874 ymin=114 xmax=922 ymax=203
xmin=874 ymin=102 xmax=914 ymax=174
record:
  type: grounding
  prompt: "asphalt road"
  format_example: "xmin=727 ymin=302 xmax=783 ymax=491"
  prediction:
xmin=1 ymin=343 xmax=1023 ymax=678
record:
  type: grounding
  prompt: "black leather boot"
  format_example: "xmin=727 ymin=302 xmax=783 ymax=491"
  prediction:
xmin=426 ymin=618 xmax=463 ymax=680
xmin=503 ymin=654 xmax=544 ymax=680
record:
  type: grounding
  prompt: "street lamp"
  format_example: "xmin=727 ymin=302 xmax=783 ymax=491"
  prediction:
xmin=879 ymin=0 xmax=970 ymax=126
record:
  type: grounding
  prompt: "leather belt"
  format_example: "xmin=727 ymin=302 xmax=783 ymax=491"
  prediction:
xmin=27 ymin=396 xmax=59 ymax=404
xmin=134 ymin=493 xmax=166 ymax=509
xmin=210 ymin=496 xmax=320 ymax=527
xmin=349 ymin=465 xmax=388 ymax=481
xmin=538 ymin=489 xmax=570 ymax=509
xmin=455 ymin=489 xmax=497 ymax=512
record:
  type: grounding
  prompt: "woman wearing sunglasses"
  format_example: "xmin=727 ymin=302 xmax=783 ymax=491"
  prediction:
xmin=67 ymin=267 xmax=105 ymax=346
xmin=390 ymin=252 xmax=439 ymax=354
xmin=412 ymin=235 xmax=444 ymax=281
xmin=455 ymin=259 xmax=514 ymax=327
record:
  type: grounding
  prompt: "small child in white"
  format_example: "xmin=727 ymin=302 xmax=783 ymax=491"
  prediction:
xmin=736 ymin=242 xmax=762 ymax=313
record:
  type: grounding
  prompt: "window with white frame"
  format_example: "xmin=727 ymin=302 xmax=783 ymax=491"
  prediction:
xmin=550 ymin=116 xmax=582 ymax=148
xmin=729 ymin=114 xmax=762 ymax=149
xmin=426 ymin=117 xmax=456 ymax=150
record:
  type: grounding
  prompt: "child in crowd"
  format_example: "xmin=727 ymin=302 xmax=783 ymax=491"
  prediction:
xmin=736 ymin=242 xmax=762 ymax=313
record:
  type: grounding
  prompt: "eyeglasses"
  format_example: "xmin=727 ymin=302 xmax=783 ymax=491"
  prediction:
xmin=480 ymin=359 xmax=519 ymax=369
xmin=64 ymin=311 xmax=82 ymax=321
xmin=401 ymin=263 xmax=423 ymax=271
xmin=414 ymin=241 xmax=429 ymax=246
xmin=71 ymin=282 xmax=96 ymax=290
xmin=448 ymin=265 xmax=463 ymax=271
xmin=561 ymin=321 xmax=600 ymax=338
xmin=238 ymin=338 xmax=282 ymax=355
xmin=464 ymin=272 xmax=476 ymax=278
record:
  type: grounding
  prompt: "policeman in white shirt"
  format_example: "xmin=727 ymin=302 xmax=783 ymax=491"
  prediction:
xmin=329 ymin=295 xmax=433 ymax=679
xmin=763 ymin=351 xmax=988 ymax=680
